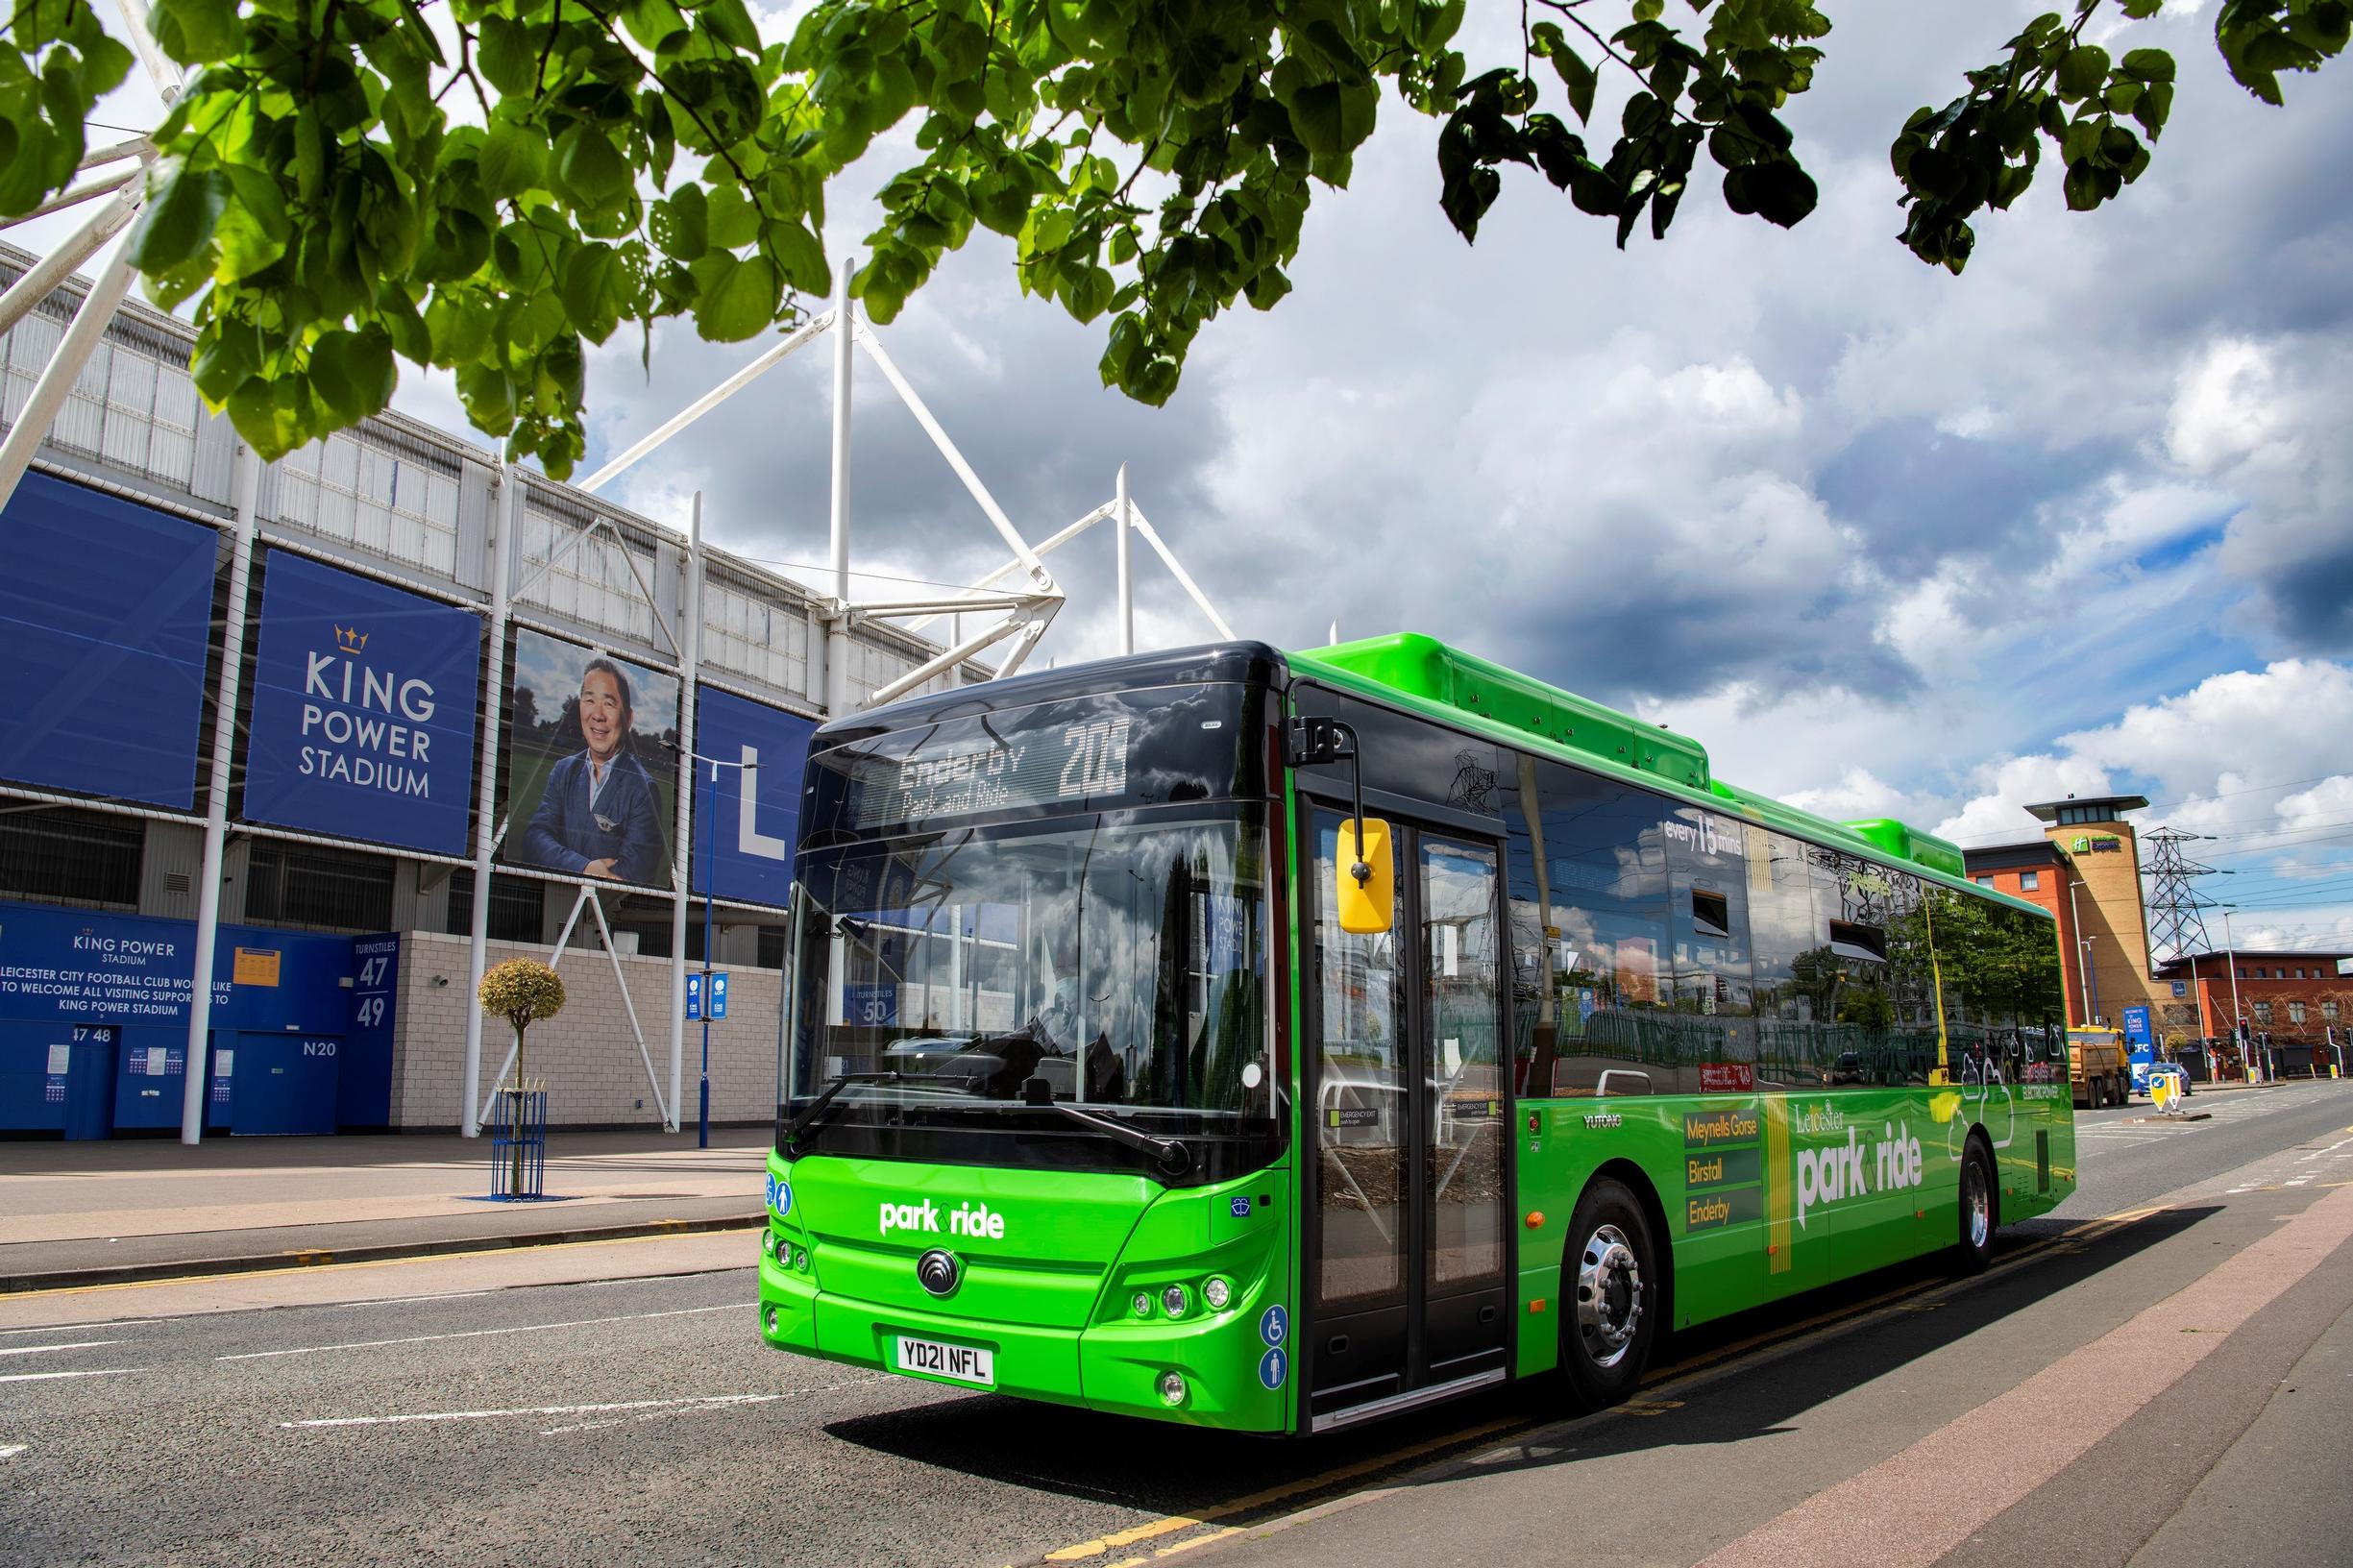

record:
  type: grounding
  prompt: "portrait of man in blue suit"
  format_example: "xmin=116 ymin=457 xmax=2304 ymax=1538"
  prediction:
xmin=517 ymin=656 xmax=669 ymax=884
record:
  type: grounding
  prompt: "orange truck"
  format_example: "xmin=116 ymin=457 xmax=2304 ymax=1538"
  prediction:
xmin=2068 ymin=1026 xmax=2129 ymax=1109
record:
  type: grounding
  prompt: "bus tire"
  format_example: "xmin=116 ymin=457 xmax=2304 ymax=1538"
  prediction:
xmin=1954 ymin=1137 xmax=1997 ymax=1274
xmin=1557 ymin=1178 xmax=1660 ymax=1412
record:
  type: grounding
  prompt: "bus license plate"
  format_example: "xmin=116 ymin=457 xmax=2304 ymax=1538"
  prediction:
xmin=895 ymin=1335 xmax=993 ymax=1387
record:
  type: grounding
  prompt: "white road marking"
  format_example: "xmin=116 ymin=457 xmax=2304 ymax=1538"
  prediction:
xmin=0 ymin=1340 xmax=121 ymax=1358
xmin=0 ymin=1443 xmax=26 ymax=1460
xmin=283 ymin=1392 xmax=783 ymax=1430
xmin=538 ymin=1376 xmax=880 ymax=1434
xmin=216 ymin=1302 xmax=741 ymax=1361
xmin=0 ymin=1368 xmax=138 ymax=1384
xmin=0 ymin=1319 xmax=162 ymax=1336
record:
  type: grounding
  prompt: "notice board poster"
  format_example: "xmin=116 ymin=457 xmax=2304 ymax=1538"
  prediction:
xmin=503 ymin=628 xmax=678 ymax=889
xmin=688 ymin=687 xmax=816 ymax=906
xmin=0 ymin=472 xmax=217 ymax=809
xmin=241 ymin=551 xmax=483 ymax=855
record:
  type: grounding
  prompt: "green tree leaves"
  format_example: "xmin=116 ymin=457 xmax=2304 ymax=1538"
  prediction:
xmin=1892 ymin=0 xmax=2340 ymax=274
xmin=2217 ymin=0 xmax=2352 ymax=105
xmin=0 ymin=0 xmax=2333 ymax=474
xmin=126 ymin=163 xmax=228 ymax=274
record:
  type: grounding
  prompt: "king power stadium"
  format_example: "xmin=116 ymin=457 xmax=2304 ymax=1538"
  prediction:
xmin=0 ymin=243 xmax=990 ymax=1141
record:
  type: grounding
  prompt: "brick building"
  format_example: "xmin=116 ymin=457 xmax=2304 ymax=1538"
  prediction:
xmin=2154 ymin=949 xmax=2353 ymax=1070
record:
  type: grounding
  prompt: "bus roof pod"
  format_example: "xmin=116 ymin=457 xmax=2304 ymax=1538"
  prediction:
xmin=1841 ymin=818 xmax=1969 ymax=878
xmin=1292 ymin=632 xmax=1712 ymax=792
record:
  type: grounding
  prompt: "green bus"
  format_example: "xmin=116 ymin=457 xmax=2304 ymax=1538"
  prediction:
xmin=760 ymin=633 xmax=2074 ymax=1433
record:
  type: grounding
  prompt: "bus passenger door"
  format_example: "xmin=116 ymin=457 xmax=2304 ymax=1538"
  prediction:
xmin=1305 ymin=809 xmax=1510 ymax=1430
xmin=1416 ymin=836 xmax=1510 ymax=1389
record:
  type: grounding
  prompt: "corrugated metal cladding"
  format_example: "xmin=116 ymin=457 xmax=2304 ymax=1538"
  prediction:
xmin=0 ymin=240 xmax=976 ymax=710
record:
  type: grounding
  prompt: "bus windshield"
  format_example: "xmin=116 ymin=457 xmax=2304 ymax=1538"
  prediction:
xmin=783 ymin=806 xmax=1274 ymax=1151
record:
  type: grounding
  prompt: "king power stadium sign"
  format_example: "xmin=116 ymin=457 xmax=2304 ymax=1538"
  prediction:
xmin=241 ymin=552 xmax=485 ymax=857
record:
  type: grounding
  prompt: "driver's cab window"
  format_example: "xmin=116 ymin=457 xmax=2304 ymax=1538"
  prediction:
xmin=805 ymin=818 xmax=1264 ymax=1112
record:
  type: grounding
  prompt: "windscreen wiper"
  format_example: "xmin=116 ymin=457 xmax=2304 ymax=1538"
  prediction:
xmin=1020 ymin=1078 xmax=1191 ymax=1177
xmin=784 ymin=1071 xmax=903 ymax=1149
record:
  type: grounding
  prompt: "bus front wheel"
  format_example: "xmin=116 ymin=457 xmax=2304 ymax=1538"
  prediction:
xmin=1557 ymin=1178 xmax=1661 ymax=1412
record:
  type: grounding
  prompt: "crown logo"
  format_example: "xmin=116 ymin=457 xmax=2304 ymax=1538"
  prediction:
xmin=333 ymin=625 xmax=369 ymax=654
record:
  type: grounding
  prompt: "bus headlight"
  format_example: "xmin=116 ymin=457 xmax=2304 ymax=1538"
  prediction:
xmin=764 ymin=1307 xmax=779 ymax=1333
xmin=1162 ymin=1285 xmax=1189 ymax=1318
xmin=1158 ymin=1371 xmax=1188 ymax=1407
xmin=1202 ymin=1277 xmax=1232 ymax=1311
xmin=1131 ymin=1291 xmax=1154 ymax=1318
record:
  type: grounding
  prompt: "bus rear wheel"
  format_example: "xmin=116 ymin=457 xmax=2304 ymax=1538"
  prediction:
xmin=1954 ymin=1139 xmax=1997 ymax=1274
xmin=1558 ymin=1178 xmax=1660 ymax=1412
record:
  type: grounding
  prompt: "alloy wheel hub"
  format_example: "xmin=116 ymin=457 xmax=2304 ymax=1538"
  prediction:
xmin=1577 ymin=1224 xmax=1642 ymax=1366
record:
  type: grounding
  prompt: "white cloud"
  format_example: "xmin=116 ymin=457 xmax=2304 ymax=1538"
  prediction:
xmin=1781 ymin=768 xmax=1945 ymax=827
xmin=2056 ymin=660 xmax=2353 ymax=811
xmin=1934 ymin=754 xmax=2119 ymax=847
xmin=2231 ymin=914 xmax=2353 ymax=953
xmin=2277 ymin=776 xmax=2353 ymax=833
xmin=2166 ymin=338 xmax=2292 ymax=474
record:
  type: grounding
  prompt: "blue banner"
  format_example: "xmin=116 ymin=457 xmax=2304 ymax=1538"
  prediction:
xmin=0 ymin=472 xmax=216 ymax=808
xmin=242 ymin=551 xmax=483 ymax=855
xmin=690 ymin=687 xmax=817 ymax=904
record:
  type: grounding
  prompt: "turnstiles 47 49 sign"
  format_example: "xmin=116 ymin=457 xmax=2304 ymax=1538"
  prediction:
xmin=242 ymin=552 xmax=484 ymax=856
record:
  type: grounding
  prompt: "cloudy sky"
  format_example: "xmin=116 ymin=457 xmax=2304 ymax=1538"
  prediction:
xmin=63 ymin=1 xmax=2353 ymax=954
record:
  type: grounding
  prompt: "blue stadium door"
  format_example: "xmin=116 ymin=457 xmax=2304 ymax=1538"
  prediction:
xmin=234 ymin=1033 xmax=341 ymax=1136
xmin=61 ymin=1027 xmax=118 ymax=1141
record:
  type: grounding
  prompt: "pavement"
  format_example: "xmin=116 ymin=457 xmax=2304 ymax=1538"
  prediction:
xmin=0 ymin=1128 xmax=772 ymax=1293
xmin=4 ymin=1081 xmax=2351 ymax=1566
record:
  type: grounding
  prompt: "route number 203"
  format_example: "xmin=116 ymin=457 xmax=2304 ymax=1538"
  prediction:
xmin=1057 ymin=716 xmax=1132 ymax=798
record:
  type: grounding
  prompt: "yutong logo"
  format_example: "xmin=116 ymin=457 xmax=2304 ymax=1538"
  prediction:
xmin=878 ymin=1199 xmax=1008 ymax=1239
xmin=298 ymin=625 xmax=438 ymax=796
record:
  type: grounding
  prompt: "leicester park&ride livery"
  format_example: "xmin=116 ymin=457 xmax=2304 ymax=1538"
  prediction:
xmin=758 ymin=634 xmax=2074 ymax=1433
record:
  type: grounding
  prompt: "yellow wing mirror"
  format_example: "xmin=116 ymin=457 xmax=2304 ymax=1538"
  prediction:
xmin=1287 ymin=714 xmax=1394 ymax=935
xmin=1335 ymin=816 xmax=1394 ymax=935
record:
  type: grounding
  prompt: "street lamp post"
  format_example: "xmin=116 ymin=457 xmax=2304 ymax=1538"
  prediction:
xmin=694 ymin=753 xmax=757 ymax=1149
xmin=2067 ymin=878 xmax=2096 ymax=1026
xmin=2188 ymin=947 xmax=2207 ymax=1043
xmin=2221 ymin=906 xmax=2247 ymax=1082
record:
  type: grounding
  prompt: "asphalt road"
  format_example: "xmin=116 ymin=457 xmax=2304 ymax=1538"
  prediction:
xmin=5 ymin=1082 xmax=2351 ymax=1567
xmin=2034 ymin=1079 xmax=2353 ymax=1219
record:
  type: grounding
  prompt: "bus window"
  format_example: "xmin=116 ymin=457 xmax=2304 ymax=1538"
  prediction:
xmin=1662 ymin=803 xmax=1756 ymax=1090
xmin=1923 ymin=886 xmax=2068 ymax=1085
xmin=1751 ymin=829 xmax=1826 ymax=1090
xmin=1501 ymin=760 xmax=1672 ymax=1096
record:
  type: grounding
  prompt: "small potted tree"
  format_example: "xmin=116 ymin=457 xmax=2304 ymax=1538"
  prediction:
xmin=478 ymin=958 xmax=566 ymax=1197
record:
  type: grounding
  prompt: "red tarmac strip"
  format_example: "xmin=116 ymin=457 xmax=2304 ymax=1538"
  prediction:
xmin=1700 ymin=1182 xmax=2353 ymax=1568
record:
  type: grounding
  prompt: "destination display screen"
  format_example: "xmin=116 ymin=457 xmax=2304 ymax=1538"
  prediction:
xmin=859 ymin=712 xmax=1133 ymax=827
xmin=810 ymin=683 xmax=1257 ymax=835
